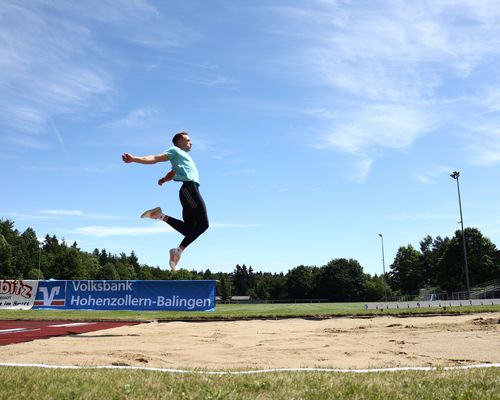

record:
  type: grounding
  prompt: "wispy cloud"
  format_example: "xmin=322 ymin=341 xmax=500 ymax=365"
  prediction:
xmin=270 ymin=0 xmax=500 ymax=175
xmin=73 ymin=221 xmax=258 ymax=238
xmin=20 ymin=164 xmax=121 ymax=176
xmin=39 ymin=210 xmax=120 ymax=220
xmin=464 ymin=122 xmax=500 ymax=166
xmin=148 ymin=57 xmax=238 ymax=88
xmin=2 ymin=209 xmax=119 ymax=221
xmin=0 ymin=212 xmax=51 ymax=221
xmin=210 ymin=222 xmax=260 ymax=229
xmin=0 ymin=0 xmax=195 ymax=147
xmin=73 ymin=224 xmax=174 ymax=237
xmin=221 ymin=169 xmax=258 ymax=177
xmin=313 ymin=103 xmax=438 ymax=181
xmin=40 ymin=210 xmax=84 ymax=217
xmin=293 ymin=1 xmax=500 ymax=99
xmin=318 ymin=104 xmax=437 ymax=155
xmin=416 ymin=165 xmax=454 ymax=184
xmin=347 ymin=156 xmax=374 ymax=184
xmin=104 ymin=108 xmax=159 ymax=129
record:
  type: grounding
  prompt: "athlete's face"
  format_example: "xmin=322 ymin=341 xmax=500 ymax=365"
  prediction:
xmin=178 ymin=134 xmax=192 ymax=152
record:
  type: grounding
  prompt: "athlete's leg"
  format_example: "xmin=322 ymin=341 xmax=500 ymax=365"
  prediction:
xmin=178 ymin=182 xmax=209 ymax=248
xmin=165 ymin=215 xmax=189 ymax=236
xmin=165 ymin=182 xmax=208 ymax=270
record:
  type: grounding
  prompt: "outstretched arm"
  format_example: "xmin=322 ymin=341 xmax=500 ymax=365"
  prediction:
xmin=122 ymin=153 xmax=168 ymax=164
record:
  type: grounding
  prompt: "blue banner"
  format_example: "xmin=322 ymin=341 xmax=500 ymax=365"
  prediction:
xmin=33 ymin=280 xmax=216 ymax=311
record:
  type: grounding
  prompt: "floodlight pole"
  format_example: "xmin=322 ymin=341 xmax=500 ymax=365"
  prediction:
xmin=450 ymin=171 xmax=471 ymax=300
xmin=378 ymin=233 xmax=388 ymax=301
xmin=37 ymin=240 xmax=43 ymax=280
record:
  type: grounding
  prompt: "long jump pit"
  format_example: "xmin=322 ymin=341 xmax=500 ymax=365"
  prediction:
xmin=1 ymin=312 xmax=499 ymax=371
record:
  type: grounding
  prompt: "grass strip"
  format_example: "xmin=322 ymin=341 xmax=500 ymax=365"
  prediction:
xmin=0 ymin=366 xmax=499 ymax=400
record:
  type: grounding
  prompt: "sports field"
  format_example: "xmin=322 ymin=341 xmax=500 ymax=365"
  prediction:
xmin=1 ymin=304 xmax=499 ymax=399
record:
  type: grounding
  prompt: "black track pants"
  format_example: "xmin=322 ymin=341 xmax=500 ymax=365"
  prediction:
xmin=166 ymin=181 xmax=209 ymax=248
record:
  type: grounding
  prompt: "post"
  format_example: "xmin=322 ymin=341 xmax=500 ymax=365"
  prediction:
xmin=378 ymin=233 xmax=388 ymax=301
xmin=450 ymin=171 xmax=471 ymax=299
xmin=37 ymin=241 xmax=43 ymax=280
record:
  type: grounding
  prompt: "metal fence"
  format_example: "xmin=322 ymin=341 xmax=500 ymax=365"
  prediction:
xmin=385 ymin=278 xmax=500 ymax=302
xmin=216 ymin=298 xmax=330 ymax=304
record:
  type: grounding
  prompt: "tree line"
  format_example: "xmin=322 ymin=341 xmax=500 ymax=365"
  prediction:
xmin=1 ymin=219 xmax=499 ymax=301
xmin=390 ymin=227 xmax=499 ymax=295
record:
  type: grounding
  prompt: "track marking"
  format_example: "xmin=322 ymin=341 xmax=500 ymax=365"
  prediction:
xmin=0 ymin=328 xmax=40 ymax=335
xmin=0 ymin=321 xmax=139 ymax=345
xmin=48 ymin=323 xmax=96 ymax=328
xmin=0 ymin=362 xmax=498 ymax=374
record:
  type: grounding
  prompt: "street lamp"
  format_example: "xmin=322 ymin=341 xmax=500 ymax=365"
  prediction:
xmin=378 ymin=233 xmax=388 ymax=301
xmin=37 ymin=240 xmax=43 ymax=280
xmin=450 ymin=171 xmax=471 ymax=299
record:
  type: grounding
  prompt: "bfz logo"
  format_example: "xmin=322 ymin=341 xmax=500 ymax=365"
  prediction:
xmin=34 ymin=282 xmax=66 ymax=307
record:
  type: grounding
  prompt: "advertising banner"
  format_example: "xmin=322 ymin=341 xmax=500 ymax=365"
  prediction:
xmin=32 ymin=280 xmax=216 ymax=311
xmin=0 ymin=280 xmax=39 ymax=310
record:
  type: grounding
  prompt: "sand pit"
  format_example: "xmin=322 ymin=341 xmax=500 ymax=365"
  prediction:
xmin=1 ymin=312 xmax=499 ymax=370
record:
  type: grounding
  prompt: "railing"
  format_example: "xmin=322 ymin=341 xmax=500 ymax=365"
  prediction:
xmin=217 ymin=298 xmax=330 ymax=304
xmin=382 ymin=278 xmax=500 ymax=302
xmin=469 ymin=279 xmax=500 ymax=299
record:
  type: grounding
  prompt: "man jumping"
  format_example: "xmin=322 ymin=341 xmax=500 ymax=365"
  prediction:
xmin=122 ymin=131 xmax=209 ymax=271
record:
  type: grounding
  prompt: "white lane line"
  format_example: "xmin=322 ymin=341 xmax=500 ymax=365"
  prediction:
xmin=48 ymin=323 xmax=96 ymax=328
xmin=0 ymin=328 xmax=40 ymax=335
xmin=0 ymin=363 xmax=498 ymax=374
xmin=0 ymin=328 xmax=29 ymax=334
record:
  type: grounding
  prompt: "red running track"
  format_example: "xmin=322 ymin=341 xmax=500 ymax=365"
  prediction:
xmin=0 ymin=320 xmax=140 ymax=345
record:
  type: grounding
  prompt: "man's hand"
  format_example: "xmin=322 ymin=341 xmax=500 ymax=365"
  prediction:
xmin=158 ymin=170 xmax=176 ymax=186
xmin=122 ymin=153 xmax=134 ymax=163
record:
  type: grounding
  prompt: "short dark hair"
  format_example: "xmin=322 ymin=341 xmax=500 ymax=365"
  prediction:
xmin=172 ymin=131 xmax=188 ymax=146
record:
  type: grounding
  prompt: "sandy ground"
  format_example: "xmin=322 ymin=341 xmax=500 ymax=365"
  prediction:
xmin=1 ymin=313 xmax=500 ymax=370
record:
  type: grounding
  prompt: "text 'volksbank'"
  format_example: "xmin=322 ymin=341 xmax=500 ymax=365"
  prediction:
xmin=72 ymin=281 xmax=133 ymax=291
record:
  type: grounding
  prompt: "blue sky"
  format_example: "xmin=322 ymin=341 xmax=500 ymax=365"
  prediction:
xmin=2 ymin=0 xmax=500 ymax=275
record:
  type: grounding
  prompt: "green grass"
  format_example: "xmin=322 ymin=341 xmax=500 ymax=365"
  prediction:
xmin=1 ymin=302 xmax=499 ymax=321
xmin=0 ymin=366 xmax=499 ymax=399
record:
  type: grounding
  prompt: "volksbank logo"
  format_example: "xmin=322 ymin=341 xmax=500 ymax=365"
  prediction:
xmin=34 ymin=281 xmax=66 ymax=307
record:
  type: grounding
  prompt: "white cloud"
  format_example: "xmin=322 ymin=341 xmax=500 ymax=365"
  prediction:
xmin=465 ymin=124 xmax=500 ymax=166
xmin=221 ymin=169 xmax=258 ymax=177
xmin=0 ymin=0 xmax=195 ymax=145
xmin=2 ymin=209 xmax=119 ymax=221
xmin=0 ymin=2 xmax=110 ymax=141
xmin=321 ymin=104 xmax=436 ymax=155
xmin=271 ymin=0 xmax=500 ymax=176
xmin=8 ymin=134 xmax=50 ymax=150
xmin=40 ymin=210 xmax=83 ymax=217
xmin=0 ymin=105 xmax=48 ymax=135
xmin=73 ymin=224 xmax=174 ymax=237
xmin=481 ymin=89 xmax=500 ymax=113
xmin=73 ymin=221 xmax=258 ymax=237
xmin=105 ymin=108 xmax=159 ymax=129
xmin=0 ymin=212 xmax=50 ymax=221
xmin=416 ymin=165 xmax=454 ymax=184
xmin=349 ymin=156 xmax=374 ymax=184
xmin=210 ymin=222 xmax=260 ymax=229
xmin=297 ymin=1 xmax=500 ymax=93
